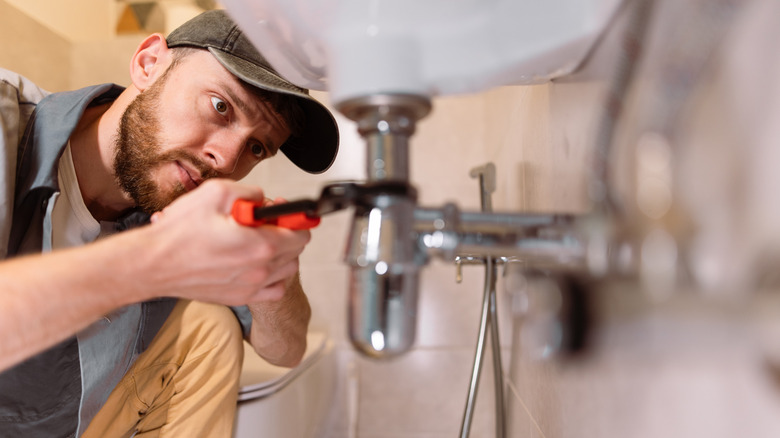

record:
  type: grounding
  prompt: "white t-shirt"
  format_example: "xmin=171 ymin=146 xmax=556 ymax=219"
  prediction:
xmin=46 ymin=143 xmax=116 ymax=251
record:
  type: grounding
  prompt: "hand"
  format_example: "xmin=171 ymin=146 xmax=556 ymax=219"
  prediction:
xmin=0 ymin=179 xmax=312 ymax=372
xmin=136 ymin=179 xmax=312 ymax=306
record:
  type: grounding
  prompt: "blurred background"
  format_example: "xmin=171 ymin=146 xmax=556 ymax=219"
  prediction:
xmin=4 ymin=0 xmax=780 ymax=437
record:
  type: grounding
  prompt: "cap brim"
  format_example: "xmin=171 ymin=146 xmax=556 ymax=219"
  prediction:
xmin=209 ymin=47 xmax=339 ymax=174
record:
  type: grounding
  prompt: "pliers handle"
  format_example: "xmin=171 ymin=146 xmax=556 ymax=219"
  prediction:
xmin=231 ymin=199 xmax=321 ymax=230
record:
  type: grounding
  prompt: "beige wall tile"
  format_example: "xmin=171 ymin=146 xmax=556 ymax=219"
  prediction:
xmin=70 ymin=36 xmax=144 ymax=90
xmin=483 ymin=82 xmax=603 ymax=215
xmin=5 ymin=0 xmax=115 ymax=42
xmin=0 ymin=0 xmax=71 ymax=92
xmin=486 ymin=85 xmax=550 ymax=213
xmin=299 ymin=264 xmax=350 ymax=348
xmin=413 ymin=94 xmax=488 ymax=189
xmin=505 ymin=288 xmax=780 ymax=438
xmin=416 ymin=261 xmax=514 ymax=350
xmin=298 ymin=210 xmax=352 ymax=266
xmin=353 ymin=348 xmax=507 ymax=437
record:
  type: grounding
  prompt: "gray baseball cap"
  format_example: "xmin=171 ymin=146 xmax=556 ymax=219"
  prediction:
xmin=166 ymin=10 xmax=339 ymax=174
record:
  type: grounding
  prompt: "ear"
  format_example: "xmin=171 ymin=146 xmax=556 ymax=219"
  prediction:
xmin=129 ymin=33 xmax=172 ymax=92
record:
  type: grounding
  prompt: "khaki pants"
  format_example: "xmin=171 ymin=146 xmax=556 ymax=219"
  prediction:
xmin=82 ymin=300 xmax=244 ymax=438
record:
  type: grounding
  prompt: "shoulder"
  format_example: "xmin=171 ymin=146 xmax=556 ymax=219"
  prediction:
xmin=0 ymin=68 xmax=50 ymax=108
xmin=0 ymin=69 xmax=50 ymax=259
xmin=0 ymin=68 xmax=51 ymax=161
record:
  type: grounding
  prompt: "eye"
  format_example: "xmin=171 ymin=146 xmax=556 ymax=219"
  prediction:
xmin=250 ymin=142 xmax=266 ymax=159
xmin=210 ymin=96 xmax=228 ymax=114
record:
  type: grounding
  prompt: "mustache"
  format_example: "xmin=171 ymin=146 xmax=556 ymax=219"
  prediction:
xmin=163 ymin=150 xmax=220 ymax=181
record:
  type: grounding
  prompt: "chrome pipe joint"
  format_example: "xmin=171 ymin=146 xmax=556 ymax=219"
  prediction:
xmin=337 ymin=94 xmax=431 ymax=358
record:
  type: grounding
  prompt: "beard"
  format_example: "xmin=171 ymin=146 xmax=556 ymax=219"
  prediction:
xmin=113 ymin=71 xmax=217 ymax=214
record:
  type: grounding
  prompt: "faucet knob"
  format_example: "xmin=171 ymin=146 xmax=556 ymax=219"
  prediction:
xmin=469 ymin=163 xmax=496 ymax=194
xmin=469 ymin=163 xmax=496 ymax=213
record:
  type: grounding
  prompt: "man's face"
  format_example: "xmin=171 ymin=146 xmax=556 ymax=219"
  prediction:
xmin=114 ymin=50 xmax=292 ymax=213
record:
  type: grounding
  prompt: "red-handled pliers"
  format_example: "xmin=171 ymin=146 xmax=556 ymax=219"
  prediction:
xmin=230 ymin=182 xmax=362 ymax=230
xmin=231 ymin=199 xmax=322 ymax=230
xmin=230 ymin=182 xmax=414 ymax=230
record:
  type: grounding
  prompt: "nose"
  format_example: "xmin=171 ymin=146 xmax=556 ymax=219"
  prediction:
xmin=202 ymin=130 xmax=247 ymax=175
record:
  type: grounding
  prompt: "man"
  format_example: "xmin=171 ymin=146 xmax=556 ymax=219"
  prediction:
xmin=0 ymin=9 xmax=338 ymax=437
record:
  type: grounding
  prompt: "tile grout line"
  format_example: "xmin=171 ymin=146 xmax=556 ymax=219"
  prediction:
xmin=505 ymin=374 xmax=547 ymax=438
